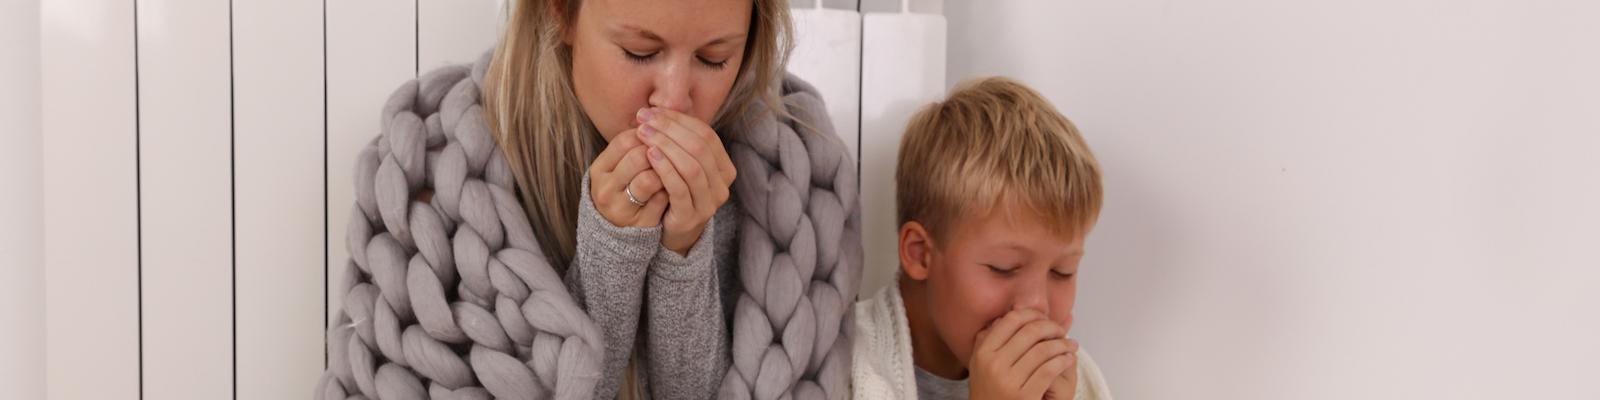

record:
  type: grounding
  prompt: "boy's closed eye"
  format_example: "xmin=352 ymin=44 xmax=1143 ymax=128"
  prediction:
xmin=1051 ymin=269 xmax=1075 ymax=280
xmin=983 ymin=263 xmax=1020 ymax=275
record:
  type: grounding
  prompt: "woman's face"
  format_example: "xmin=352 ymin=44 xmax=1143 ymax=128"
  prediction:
xmin=566 ymin=0 xmax=752 ymax=141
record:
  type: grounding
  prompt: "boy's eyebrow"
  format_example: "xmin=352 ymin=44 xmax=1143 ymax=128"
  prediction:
xmin=992 ymin=241 xmax=1084 ymax=259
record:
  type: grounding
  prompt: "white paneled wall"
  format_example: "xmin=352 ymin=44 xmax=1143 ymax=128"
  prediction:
xmin=42 ymin=0 xmax=141 ymax=398
xmin=857 ymin=6 xmax=946 ymax=300
xmin=788 ymin=4 xmax=861 ymax=162
xmin=136 ymin=1 xmax=234 ymax=398
xmin=2 ymin=0 xmax=44 ymax=399
xmin=41 ymin=2 xmax=903 ymax=398
xmin=233 ymin=0 xmax=326 ymax=398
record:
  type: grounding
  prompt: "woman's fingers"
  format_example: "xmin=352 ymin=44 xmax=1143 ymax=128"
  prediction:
xmin=641 ymin=108 xmax=735 ymax=183
xmin=637 ymin=189 xmax=669 ymax=223
xmin=638 ymin=124 xmax=714 ymax=214
xmin=605 ymin=145 xmax=653 ymax=195
xmin=592 ymin=128 xmax=643 ymax=175
xmin=641 ymin=115 xmax=725 ymax=191
xmin=645 ymin=147 xmax=696 ymax=218
xmin=626 ymin=170 xmax=664 ymax=205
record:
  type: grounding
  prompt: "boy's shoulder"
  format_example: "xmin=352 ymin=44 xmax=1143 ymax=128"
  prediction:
xmin=852 ymin=284 xmax=918 ymax=400
xmin=1074 ymin=347 xmax=1115 ymax=400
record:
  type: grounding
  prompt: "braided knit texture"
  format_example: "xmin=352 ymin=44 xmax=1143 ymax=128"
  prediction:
xmin=316 ymin=52 xmax=861 ymax=400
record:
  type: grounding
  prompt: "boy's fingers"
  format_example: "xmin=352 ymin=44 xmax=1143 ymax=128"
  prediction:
xmin=977 ymin=308 xmax=1046 ymax=355
xmin=970 ymin=329 xmax=992 ymax=364
xmin=997 ymin=319 xmax=1066 ymax=366
xmin=1012 ymin=338 xmax=1073 ymax=374
xmin=1020 ymin=354 xmax=1073 ymax=399
xmin=1046 ymin=357 xmax=1080 ymax=400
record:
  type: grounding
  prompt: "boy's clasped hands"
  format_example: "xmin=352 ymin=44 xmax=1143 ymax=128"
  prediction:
xmin=970 ymin=308 xmax=1079 ymax=400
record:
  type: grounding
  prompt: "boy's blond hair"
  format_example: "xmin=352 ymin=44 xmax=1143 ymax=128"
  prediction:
xmin=897 ymin=77 xmax=1103 ymax=243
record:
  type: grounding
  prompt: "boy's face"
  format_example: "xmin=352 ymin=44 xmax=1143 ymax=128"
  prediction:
xmin=902 ymin=207 xmax=1090 ymax=367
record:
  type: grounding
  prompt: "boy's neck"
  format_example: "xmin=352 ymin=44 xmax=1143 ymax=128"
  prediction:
xmin=899 ymin=278 xmax=968 ymax=380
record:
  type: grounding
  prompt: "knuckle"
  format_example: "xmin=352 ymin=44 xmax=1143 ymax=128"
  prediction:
xmin=1047 ymin=357 xmax=1071 ymax=373
xmin=680 ymin=162 xmax=702 ymax=180
xmin=1022 ymin=322 xmax=1048 ymax=338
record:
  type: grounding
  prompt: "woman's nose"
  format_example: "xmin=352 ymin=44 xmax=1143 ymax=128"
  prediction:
xmin=647 ymin=58 xmax=693 ymax=114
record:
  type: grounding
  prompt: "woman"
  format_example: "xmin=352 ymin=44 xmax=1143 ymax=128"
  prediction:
xmin=317 ymin=0 xmax=861 ymax=399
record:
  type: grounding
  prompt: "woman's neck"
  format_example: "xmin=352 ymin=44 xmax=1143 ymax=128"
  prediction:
xmin=899 ymin=279 xmax=968 ymax=380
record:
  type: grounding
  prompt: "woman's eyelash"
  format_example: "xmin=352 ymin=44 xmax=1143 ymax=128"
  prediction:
xmin=698 ymin=56 xmax=728 ymax=70
xmin=1051 ymin=270 xmax=1075 ymax=279
xmin=622 ymin=48 xmax=727 ymax=70
xmin=623 ymin=49 xmax=656 ymax=64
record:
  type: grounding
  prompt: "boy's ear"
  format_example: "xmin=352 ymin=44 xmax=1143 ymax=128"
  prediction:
xmin=899 ymin=221 xmax=933 ymax=281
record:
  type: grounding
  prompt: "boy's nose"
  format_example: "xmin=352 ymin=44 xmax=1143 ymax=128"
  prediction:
xmin=647 ymin=59 xmax=693 ymax=114
xmin=1012 ymin=277 xmax=1050 ymax=315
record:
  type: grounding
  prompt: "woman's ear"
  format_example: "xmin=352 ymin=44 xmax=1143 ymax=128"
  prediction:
xmin=550 ymin=0 xmax=575 ymax=45
xmin=899 ymin=221 xmax=934 ymax=281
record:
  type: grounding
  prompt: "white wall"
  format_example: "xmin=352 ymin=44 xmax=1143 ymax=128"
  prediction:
xmin=946 ymin=1 xmax=1600 ymax=398
xmin=1 ymin=0 xmax=44 ymax=399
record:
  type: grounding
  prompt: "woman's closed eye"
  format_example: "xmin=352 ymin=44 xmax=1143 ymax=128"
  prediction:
xmin=622 ymin=48 xmax=658 ymax=64
xmin=621 ymin=47 xmax=729 ymax=70
xmin=697 ymin=55 xmax=729 ymax=70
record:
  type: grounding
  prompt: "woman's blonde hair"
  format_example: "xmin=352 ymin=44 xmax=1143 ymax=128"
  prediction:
xmin=897 ymin=77 xmax=1104 ymax=243
xmin=484 ymin=0 xmax=793 ymax=268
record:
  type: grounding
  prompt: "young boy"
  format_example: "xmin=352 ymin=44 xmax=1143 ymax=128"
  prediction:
xmin=853 ymin=77 xmax=1112 ymax=400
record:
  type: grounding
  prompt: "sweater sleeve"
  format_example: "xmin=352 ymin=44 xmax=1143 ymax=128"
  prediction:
xmin=565 ymin=172 xmax=660 ymax=400
xmin=641 ymin=203 xmax=734 ymax=400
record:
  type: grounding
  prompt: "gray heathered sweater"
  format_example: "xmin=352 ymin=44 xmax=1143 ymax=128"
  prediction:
xmin=564 ymin=172 xmax=740 ymax=400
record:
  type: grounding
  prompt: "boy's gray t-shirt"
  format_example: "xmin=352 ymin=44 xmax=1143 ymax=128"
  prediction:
xmin=914 ymin=366 xmax=970 ymax=400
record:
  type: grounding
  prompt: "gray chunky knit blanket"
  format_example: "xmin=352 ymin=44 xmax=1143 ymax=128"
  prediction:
xmin=314 ymin=52 xmax=861 ymax=400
